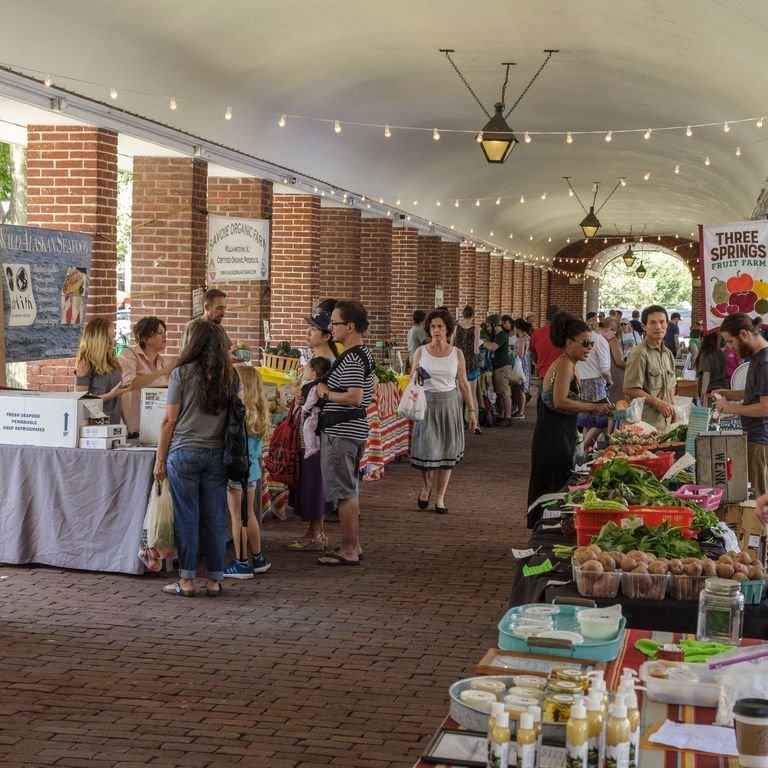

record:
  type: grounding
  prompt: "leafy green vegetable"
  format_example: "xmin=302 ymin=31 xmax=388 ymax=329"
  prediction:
xmin=592 ymin=520 xmax=704 ymax=559
xmin=658 ymin=425 xmax=688 ymax=443
xmin=374 ymin=364 xmax=398 ymax=383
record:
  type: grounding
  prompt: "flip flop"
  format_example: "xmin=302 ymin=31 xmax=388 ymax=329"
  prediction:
xmin=317 ymin=551 xmax=360 ymax=566
xmin=163 ymin=581 xmax=195 ymax=597
xmin=205 ymin=583 xmax=224 ymax=597
xmin=332 ymin=546 xmax=364 ymax=561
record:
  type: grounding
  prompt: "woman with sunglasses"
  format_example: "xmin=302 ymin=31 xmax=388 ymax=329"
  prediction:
xmin=527 ymin=312 xmax=613 ymax=518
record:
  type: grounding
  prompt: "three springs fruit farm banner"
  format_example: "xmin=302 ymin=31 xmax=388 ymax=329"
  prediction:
xmin=700 ymin=221 xmax=768 ymax=333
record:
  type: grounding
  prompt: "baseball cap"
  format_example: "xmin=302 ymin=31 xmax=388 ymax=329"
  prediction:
xmin=305 ymin=310 xmax=331 ymax=333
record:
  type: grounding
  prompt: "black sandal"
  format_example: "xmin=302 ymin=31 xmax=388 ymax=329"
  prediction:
xmin=417 ymin=490 xmax=432 ymax=510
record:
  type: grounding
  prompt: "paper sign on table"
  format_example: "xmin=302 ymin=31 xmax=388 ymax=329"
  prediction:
xmin=647 ymin=719 xmax=737 ymax=756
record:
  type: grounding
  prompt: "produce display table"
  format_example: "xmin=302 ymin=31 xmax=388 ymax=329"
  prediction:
xmin=360 ymin=381 xmax=411 ymax=481
xmin=412 ymin=629 xmax=758 ymax=768
xmin=0 ymin=444 xmax=155 ymax=574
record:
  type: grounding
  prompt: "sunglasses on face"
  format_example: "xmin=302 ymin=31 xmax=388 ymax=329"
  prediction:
xmin=578 ymin=339 xmax=595 ymax=349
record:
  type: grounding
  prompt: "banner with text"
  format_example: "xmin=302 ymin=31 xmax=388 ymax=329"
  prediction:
xmin=207 ymin=215 xmax=269 ymax=283
xmin=700 ymin=220 xmax=768 ymax=333
xmin=0 ymin=224 xmax=92 ymax=362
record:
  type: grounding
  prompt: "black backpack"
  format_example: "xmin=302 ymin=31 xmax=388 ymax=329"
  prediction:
xmin=223 ymin=388 xmax=250 ymax=483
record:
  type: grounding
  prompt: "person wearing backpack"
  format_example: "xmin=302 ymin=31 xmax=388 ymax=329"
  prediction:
xmin=153 ymin=322 xmax=233 ymax=598
xmin=223 ymin=366 xmax=272 ymax=579
xmin=315 ymin=300 xmax=375 ymax=566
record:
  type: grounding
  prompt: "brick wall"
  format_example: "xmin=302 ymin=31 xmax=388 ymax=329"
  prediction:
xmin=549 ymin=272 xmax=585 ymax=316
xmin=489 ymin=254 xmax=502 ymax=315
xmin=474 ymin=251 xmax=490 ymax=321
xmin=319 ymin=208 xmax=361 ymax=302
xmin=270 ymin=194 xmax=320 ymax=346
xmin=512 ymin=261 xmax=525 ymax=317
xmin=25 ymin=125 xmax=118 ymax=390
xmin=540 ymin=271 xmax=550 ymax=321
xmin=501 ymin=258 xmax=514 ymax=315
xmin=207 ymin=177 xmax=273 ymax=352
xmin=522 ymin=264 xmax=534 ymax=318
xmin=417 ymin=235 xmax=442 ymax=310
xmin=391 ymin=226 xmax=419 ymax=342
xmin=458 ymin=245 xmax=476 ymax=310
xmin=360 ymin=217 xmax=393 ymax=343
xmin=532 ymin=268 xmax=543 ymax=322
xmin=131 ymin=157 xmax=208 ymax=358
xmin=440 ymin=241 xmax=460 ymax=317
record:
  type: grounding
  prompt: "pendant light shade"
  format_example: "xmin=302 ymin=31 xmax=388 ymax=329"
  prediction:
xmin=636 ymin=261 xmax=647 ymax=279
xmin=480 ymin=103 xmax=518 ymax=164
xmin=579 ymin=206 xmax=601 ymax=238
xmin=622 ymin=246 xmax=636 ymax=268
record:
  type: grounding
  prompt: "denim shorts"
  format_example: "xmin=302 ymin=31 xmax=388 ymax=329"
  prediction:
xmin=227 ymin=479 xmax=259 ymax=491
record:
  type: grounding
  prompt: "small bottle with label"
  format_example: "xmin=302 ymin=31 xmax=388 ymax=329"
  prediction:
xmin=566 ymin=697 xmax=589 ymax=768
xmin=621 ymin=687 xmax=640 ymax=768
xmin=527 ymin=705 xmax=543 ymax=768
xmin=487 ymin=702 xmax=505 ymax=766
xmin=586 ymin=692 xmax=605 ymax=768
xmin=516 ymin=711 xmax=537 ymax=768
xmin=487 ymin=709 xmax=511 ymax=768
xmin=605 ymin=695 xmax=630 ymax=768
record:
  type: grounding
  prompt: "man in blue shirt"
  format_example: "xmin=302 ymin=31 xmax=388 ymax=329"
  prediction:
xmin=664 ymin=312 xmax=681 ymax=356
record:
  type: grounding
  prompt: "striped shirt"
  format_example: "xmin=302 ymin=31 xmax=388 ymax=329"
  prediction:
xmin=322 ymin=345 xmax=375 ymax=441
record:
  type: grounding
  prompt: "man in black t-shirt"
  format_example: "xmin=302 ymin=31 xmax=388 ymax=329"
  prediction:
xmin=316 ymin=300 xmax=375 ymax=566
xmin=482 ymin=314 xmax=513 ymax=425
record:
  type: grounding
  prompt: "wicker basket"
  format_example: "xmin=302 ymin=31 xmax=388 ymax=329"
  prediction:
xmin=261 ymin=352 xmax=300 ymax=372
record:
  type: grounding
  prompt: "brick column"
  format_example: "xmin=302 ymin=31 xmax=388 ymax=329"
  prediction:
xmin=540 ymin=271 xmax=550 ymax=318
xmin=391 ymin=226 xmax=419 ymax=342
xmin=360 ymin=217 xmax=393 ymax=343
xmin=532 ymin=267 xmax=543 ymax=322
xmin=512 ymin=261 xmax=525 ymax=317
xmin=458 ymin=245 xmax=476 ymax=310
xmin=25 ymin=125 xmax=118 ymax=390
xmin=207 ymin=177 xmax=273 ymax=353
xmin=475 ymin=251 xmax=490 ymax=321
xmin=440 ymin=241 xmax=460 ymax=317
xmin=417 ymin=235 xmax=442 ymax=310
xmin=549 ymin=272 xmax=585 ymax=316
xmin=489 ymin=253 xmax=503 ymax=315
xmin=319 ymin=208 xmax=361 ymax=301
xmin=131 ymin=157 xmax=208 ymax=357
xmin=271 ymin=194 xmax=321 ymax=346
xmin=501 ymin=257 xmax=514 ymax=316
xmin=522 ymin=264 xmax=535 ymax=316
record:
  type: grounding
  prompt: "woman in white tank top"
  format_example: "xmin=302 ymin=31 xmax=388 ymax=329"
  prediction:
xmin=409 ymin=308 xmax=478 ymax=514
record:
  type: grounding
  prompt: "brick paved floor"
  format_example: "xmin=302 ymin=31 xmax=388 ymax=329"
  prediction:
xmin=0 ymin=413 xmax=535 ymax=768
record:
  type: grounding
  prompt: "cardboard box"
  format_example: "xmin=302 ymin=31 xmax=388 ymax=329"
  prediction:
xmin=695 ymin=431 xmax=748 ymax=502
xmin=79 ymin=424 xmax=126 ymax=438
xmin=0 ymin=390 xmax=105 ymax=448
xmin=139 ymin=387 xmax=168 ymax=446
xmin=79 ymin=435 xmax=127 ymax=450
xmin=722 ymin=500 xmax=767 ymax=567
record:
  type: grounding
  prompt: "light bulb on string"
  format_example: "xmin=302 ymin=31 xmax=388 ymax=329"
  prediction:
xmin=384 ymin=124 xmax=391 ymax=138
xmin=169 ymin=96 xmax=177 ymax=111
xmin=44 ymin=75 xmax=52 ymax=87
xmin=674 ymin=164 xmax=680 ymax=174
xmin=724 ymin=122 xmax=730 ymax=133
xmin=736 ymin=146 xmax=742 ymax=156
xmin=279 ymin=114 xmax=286 ymax=127
xmin=605 ymin=131 xmax=612 ymax=142
xmin=705 ymin=156 xmax=711 ymax=166
xmin=475 ymin=199 xmax=480 ymax=207
xmin=686 ymin=125 xmax=693 ymax=137
xmin=476 ymin=132 xmax=483 ymax=143
xmin=110 ymin=86 xmax=118 ymax=100
xmin=334 ymin=120 xmax=342 ymax=133
xmin=454 ymin=199 xmax=460 ymax=208
xmin=378 ymin=197 xmax=383 ymax=204
xmin=644 ymin=172 xmax=651 ymax=180
xmin=433 ymin=128 xmax=440 ymax=141
xmin=520 ymin=195 xmax=525 ymax=204
xmin=524 ymin=132 xmax=531 ymax=143
xmin=566 ymin=131 xmax=573 ymax=144
xmin=225 ymin=106 xmax=233 ymax=120
xmin=620 ymin=178 xmax=627 ymax=187
xmin=436 ymin=200 xmax=441 ymax=206
xmin=568 ymin=188 xmax=574 ymax=197
xmin=496 ymin=197 xmax=501 ymax=205
xmin=541 ymin=192 xmax=547 ymax=200
xmin=758 ymin=117 xmax=764 ymax=128
xmin=644 ymin=128 xmax=652 ymax=140
xmin=396 ymin=198 xmax=401 ymax=205
xmin=413 ymin=200 xmax=418 ymax=206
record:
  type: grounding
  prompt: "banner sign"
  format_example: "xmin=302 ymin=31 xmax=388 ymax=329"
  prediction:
xmin=207 ymin=215 xmax=269 ymax=283
xmin=700 ymin=220 xmax=768 ymax=333
xmin=0 ymin=224 xmax=92 ymax=362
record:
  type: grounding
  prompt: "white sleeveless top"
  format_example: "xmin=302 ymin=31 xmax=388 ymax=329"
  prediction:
xmin=420 ymin=346 xmax=458 ymax=392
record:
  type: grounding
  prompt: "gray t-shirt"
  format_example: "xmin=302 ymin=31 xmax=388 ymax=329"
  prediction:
xmin=407 ymin=325 xmax=427 ymax=355
xmin=167 ymin=365 xmax=228 ymax=452
xmin=75 ymin=368 xmax=123 ymax=425
xmin=743 ymin=347 xmax=768 ymax=444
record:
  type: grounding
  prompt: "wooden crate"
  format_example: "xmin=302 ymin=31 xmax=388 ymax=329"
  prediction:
xmin=695 ymin=431 xmax=748 ymax=502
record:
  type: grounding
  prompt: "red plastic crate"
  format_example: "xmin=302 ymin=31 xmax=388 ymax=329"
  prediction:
xmin=575 ymin=505 xmax=695 ymax=546
xmin=590 ymin=451 xmax=675 ymax=480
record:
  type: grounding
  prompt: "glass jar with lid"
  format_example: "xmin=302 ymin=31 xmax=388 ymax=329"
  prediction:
xmin=696 ymin=577 xmax=744 ymax=645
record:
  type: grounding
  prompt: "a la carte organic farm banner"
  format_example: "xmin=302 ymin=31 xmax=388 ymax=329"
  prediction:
xmin=207 ymin=215 xmax=269 ymax=283
xmin=700 ymin=220 xmax=768 ymax=332
xmin=0 ymin=224 xmax=92 ymax=362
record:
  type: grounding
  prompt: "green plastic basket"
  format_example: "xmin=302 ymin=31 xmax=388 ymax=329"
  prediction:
xmin=740 ymin=579 xmax=767 ymax=605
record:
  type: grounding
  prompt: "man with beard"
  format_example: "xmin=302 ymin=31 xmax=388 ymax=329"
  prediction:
xmin=714 ymin=312 xmax=768 ymax=496
xmin=180 ymin=288 xmax=234 ymax=352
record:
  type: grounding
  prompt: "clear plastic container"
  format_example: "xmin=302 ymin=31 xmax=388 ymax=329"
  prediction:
xmin=621 ymin=571 xmax=669 ymax=600
xmin=573 ymin=565 xmax=621 ymax=599
xmin=696 ymin=577 xmax=744 ymax=645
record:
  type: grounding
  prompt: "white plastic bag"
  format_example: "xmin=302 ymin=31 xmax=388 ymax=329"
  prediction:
xmin=397 ymin=373 xmax=427 ymax=421
xmin=510 ymin=355 xmax=524 ymax=385
xmin=673 ymin=396 xmax=693 ymax=425
xmin=146 ymin=479 xmax=175 ymax=558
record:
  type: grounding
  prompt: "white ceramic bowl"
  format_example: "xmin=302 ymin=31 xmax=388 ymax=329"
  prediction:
xmin=576 ymin=608 xmax=622 ymax=640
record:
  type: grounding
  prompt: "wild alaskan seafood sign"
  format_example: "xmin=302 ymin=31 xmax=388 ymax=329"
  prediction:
xmin=700 ymin=220 xmax=768 ymax=333
xmin=0 ymin=224 xmax=92 ymax=362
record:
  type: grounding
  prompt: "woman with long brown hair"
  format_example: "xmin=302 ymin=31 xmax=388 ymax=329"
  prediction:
xmin=153 ymin=321 xmax=235 ymax=598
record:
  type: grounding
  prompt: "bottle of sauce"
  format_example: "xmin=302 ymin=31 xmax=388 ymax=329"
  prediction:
xmin=566 ymin=697 xmax=589 ymax=768
xmin=527 ymin=705 xmax=543 ymax=768
xmin=605 ymin=695 xmax=631 ymax=768
xmin=586 ymin=692 xmax=605 ymax=768
xmin=516 ymin=711 xmax=537 ymax=768
xmin=487 ymin=709 xmax=511 ymax=768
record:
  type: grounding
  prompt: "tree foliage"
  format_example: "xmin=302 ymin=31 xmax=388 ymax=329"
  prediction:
xmin=599 ymin=251 xmax=692 ymax=312
xmin=0 ymin=143 xmax=12 ymax=202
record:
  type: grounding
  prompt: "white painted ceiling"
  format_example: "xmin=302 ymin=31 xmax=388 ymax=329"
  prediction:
xmin=2 ymin=0 xmax=768 ymax=261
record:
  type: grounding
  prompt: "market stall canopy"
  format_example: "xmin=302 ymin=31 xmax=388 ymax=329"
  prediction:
xmin=1 ymin=0 xmax=767 ymax=261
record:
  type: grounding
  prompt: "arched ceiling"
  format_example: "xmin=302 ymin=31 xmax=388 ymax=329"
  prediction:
xmin=2 ymin=0 xmax=768 ymax=263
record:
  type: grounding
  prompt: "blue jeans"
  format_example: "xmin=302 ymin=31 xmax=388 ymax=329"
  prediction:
xmin=167 ymin=446 xmax=228 ymax=581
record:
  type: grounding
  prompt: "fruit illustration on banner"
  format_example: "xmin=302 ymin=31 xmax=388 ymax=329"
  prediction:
xmin=729 ymin=290 xmax=758 ymax=313
xmin=711 ymin=277 xmax=729 ymax=304
xmin=712 ymin=302 xmax=729 ymax=318
xmin=726 ymin=272 xmax=754 ymax=293
xmin=756 ymin=299 xmax=768 ymax=314
xmin=754 ymin=280 xmax=768 ymax=300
